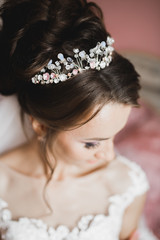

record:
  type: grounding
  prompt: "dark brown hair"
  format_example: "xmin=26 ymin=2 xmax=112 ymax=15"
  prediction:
xmin=0 ymin=0 xmax=140 ymax=213
xmin=0 ymin=0 xmax=140 ymax=127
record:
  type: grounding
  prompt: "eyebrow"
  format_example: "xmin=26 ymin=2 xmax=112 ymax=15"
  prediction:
xmin=84 ymin=137 xmax=110 ymax=141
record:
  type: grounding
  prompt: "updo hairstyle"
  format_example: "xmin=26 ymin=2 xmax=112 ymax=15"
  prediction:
xmin=0 ymin=0 xmax=140 ymax=178
xmin=0 ymin=0 xmax=141 ymax=211
xmin=0 ymin=0 xmax=140 ymax=130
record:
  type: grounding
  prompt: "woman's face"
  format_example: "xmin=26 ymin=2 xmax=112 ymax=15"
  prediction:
xmin=52 ymin=102 xmax=131 ymax=168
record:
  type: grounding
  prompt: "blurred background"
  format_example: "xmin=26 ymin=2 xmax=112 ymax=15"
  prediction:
xmin=94 ymin=0 xmax=160 ymax=238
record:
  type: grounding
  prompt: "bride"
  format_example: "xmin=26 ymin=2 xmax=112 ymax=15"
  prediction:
xmin=0 ymin=0 xmax=157 ymax=239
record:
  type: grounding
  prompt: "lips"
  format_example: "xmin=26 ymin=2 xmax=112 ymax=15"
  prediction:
xmin=87 ymin=159 xmax=98 ymax=164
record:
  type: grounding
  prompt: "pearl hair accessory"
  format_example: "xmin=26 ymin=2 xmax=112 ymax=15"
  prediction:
xmin=31 ymin=36 xmax=114 ymax=85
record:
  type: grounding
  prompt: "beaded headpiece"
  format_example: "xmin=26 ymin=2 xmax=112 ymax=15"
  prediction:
xmin=31 ymin=36 xmax=114 ymax=85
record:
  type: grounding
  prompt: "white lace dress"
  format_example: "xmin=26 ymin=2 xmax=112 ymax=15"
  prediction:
xmin=0 ymin=95 xmax=158 ymax=240
xmin=0 ymin=155 xmax=157 ymax=240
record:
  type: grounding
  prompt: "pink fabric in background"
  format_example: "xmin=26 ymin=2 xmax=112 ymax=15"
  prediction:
xmin=94 ymin=0 xmax=160 ymax=57
xmin=115 ymin=103 xmax=160 ymax=238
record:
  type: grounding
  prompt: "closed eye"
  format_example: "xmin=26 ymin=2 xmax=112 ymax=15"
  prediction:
xmin=84 ymin=142 xmax=100 ymax=149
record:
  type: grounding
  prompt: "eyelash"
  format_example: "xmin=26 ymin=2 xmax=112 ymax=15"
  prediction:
xmin=84 ymin=142 xmax=100 ymax=149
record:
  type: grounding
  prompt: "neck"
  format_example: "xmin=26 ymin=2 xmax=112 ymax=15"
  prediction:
xmin=28 ymin=137 xmax=109 ymax=181
xmin=47 ymin=155 xmax=109 ymax=181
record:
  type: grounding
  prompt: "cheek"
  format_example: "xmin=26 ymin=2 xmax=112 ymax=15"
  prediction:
xmin=55 ymin=134 xmax=84 ymax=160
xmin=64 ymin=142 xmax=89 ymax=160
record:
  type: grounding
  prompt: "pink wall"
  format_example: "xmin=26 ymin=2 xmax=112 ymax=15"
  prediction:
xmin=94 ymin=0 xmax=160 ymax=57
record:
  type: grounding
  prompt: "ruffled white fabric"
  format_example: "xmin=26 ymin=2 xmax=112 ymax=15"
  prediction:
xmin=0 ymin=155 xmax=154 ymax=240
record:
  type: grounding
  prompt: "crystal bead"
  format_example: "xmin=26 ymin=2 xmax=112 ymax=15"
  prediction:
xmin=48 ymin=64 xmax=55 ymax=70
xmin=79 ymin=51 xmax=86 ymax=59
xmin=57 ymin=53 xmax=64 ymax=61
xmin=40 ymin=68 xmax=45 ymax=73
xmin=89 ymin=52 xmax=94 ymax=58
xmin=66 ymin=65 xmax=71 ymax=70
xmin=72 ymin=69 xmax=78 ymax=75
xmin=70 ymin=63 xmax=74 ymax=69
xmin=90 ymin=61 xmax=96 ymax=69
xmin=100 ymin=41 xmax=106 ymax=48
xmin=47 ymin=59 xmax=52 ymax=65
xmin=38 ymin=75 xmax=42 ymax=80
xmin=55 ymin=61 xmax=60 ymax=66
xmin=54 ymin=79 xmax=59 ymax=84
xmin=107 ymin=36 xmax=115 ymax=46
xmin=43 ymin=73 xmax=50 ymax=80
xmin=108 ymin=46 xmax=114 ymax=52
xmin=67 ymin=57 xmax=73 ymax=63
xmin=100 ymin=61 xmax=106 ymax=69
xmin=59 ymin=74 xmax=67 ymax=81
xmin=73 ymin=48 xmax=79 ymax=53
xmin=31 ymin=77 xmax=36 ymax=84
xmin=51 ymin=73 xmax=56 ymax=79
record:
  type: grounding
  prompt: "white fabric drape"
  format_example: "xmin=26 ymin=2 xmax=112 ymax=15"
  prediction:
xmin=0 ymin=94 xmax=33 ymax=154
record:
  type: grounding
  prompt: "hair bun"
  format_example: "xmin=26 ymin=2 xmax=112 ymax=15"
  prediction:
xmin=0 ymin=0 xmax=108 ymax=95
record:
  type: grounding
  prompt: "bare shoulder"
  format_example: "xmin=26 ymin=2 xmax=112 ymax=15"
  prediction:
xmin=0 ymin=144 xmax=28 ymax=197
xmin=0 ymin=144 xmax=26 ymax=168
xmin=103 ymin=156 xmax=133 ymax=195
xmin=0 ymin=152 xmax=12 ymax=197
xmin=120 ymin=192 xmax=146 ymax=240
xmin=0 ymin=160 xmax=9 ymax=197
xmin=103 ymin=155 xmax=148 ymax=195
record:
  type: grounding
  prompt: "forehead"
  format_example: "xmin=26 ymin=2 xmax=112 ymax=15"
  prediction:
xmin=67 ymin=102 xmax=131 ymax=139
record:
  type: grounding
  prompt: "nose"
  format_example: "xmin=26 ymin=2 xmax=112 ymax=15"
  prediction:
xmin=94 ymin=139 xmax=115 ymax=162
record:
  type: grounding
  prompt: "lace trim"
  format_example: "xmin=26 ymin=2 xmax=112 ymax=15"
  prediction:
xmin=0 ymin=156 xmax=149 ymax=239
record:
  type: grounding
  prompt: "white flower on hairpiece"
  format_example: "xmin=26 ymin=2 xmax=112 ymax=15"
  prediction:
xmin=31 ymin=36 xmax=115 ymax=85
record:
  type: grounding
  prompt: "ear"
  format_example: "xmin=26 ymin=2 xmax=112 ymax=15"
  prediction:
xmin=29 ymin=116 xmax=47 ymax=137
